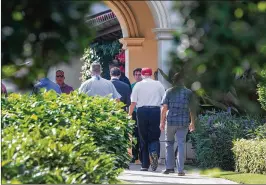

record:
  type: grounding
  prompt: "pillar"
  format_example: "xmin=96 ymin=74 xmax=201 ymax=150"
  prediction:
xmin=153 ymin=28 xmax=176 ymax=89
xmin=119 ymin=38 xmax=145 ymax=81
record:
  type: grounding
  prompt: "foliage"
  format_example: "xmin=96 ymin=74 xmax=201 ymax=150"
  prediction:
xmin=232 ymin=139 xmax=266 ymax=174
xmin=80 ymin=48 xmax=100 ymax=82
xmin=190 ymin=111 xmax=264 ymax=170
xmin=158 ymin=68 xmax=238 ymax=113
xmin=1 ymin=91 xmax=134 ymax=183
xmin=2 ymin=0 xmax=93 ymax=89
xmin=2 ymin=123 xmax=120 ymax=184
xmin=258 ymin=70 xmax=266 ymax=111
xmin=170 ymin=1 xmax=266 ymax=114
xmin=80 ymin=40 xmax=121 ymax=81
xmin=250 ymin=124 xmax=266 ymax=139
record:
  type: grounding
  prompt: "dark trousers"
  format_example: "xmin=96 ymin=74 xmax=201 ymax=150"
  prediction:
xmin=132 ymin=111 xmax=141 ymax=161
xmin=137 ymin=107 xmax=161 ymax=168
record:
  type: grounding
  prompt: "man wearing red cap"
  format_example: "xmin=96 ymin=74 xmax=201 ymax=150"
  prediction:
xmin=129 ymin=68 xmax=165 ymax=172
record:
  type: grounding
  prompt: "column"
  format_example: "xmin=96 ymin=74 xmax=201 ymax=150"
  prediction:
xmin=119 ymin=38 xmax=145 ymax=81
xmin=153 ymin=28 xmax=176 ymax=89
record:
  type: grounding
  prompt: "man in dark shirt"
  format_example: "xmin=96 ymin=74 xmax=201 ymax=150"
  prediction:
xmin=110 ymin=67 xmax=131 ymax=111
xmin=109 ymin=61 xmax=131 ymax=90
xmin=56 ymin=70 xmax=74 ymax=94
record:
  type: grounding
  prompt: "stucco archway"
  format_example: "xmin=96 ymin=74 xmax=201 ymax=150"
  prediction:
xmin=103 ymin=1 xmax=171 ymax=82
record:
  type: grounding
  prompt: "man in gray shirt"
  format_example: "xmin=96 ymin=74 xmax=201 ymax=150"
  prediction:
xmin=79 ymin=62 xmax=121 ymax=100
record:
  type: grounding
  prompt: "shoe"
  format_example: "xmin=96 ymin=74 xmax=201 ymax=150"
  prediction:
xmin=178 ymin=172 xmax=185 ymax=176
xmin=140 ymin=167 xmax=148 ymax=171
xmin=150 ymin=152 xmax=158 ymax=171
xmin=162 ymin=169 xmax=175 ymax=174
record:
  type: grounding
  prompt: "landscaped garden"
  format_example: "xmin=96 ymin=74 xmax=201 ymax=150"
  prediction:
xmin=1 ymin=0 xmax=266 ymax=184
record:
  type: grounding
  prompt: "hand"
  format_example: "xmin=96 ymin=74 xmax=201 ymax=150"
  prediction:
xmin=189 ymin=123 xmax=195 ymax=132
xmin=160 ymin=122 xmax=165 ymax=131
xmin=128 ymin=114 xmax=132 ymax=119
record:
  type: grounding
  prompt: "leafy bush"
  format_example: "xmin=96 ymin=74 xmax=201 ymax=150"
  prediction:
xmin=191 ymin=111 xmax=264 ymax=170
xmin=1 ymin=91 xmax=134 ymax=183
xmin=232 ymin=139 xmax=266 ymax=174
xmin=258 ymin=69 xmax=266 ymax=111
xmin=2 ymin=123 xmax=120 ymax=184
xmin=248 ymin=124 xmax=266 ymax=139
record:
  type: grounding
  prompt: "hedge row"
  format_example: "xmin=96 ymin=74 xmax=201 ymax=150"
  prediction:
xmin=233 ymin=139 xmax=266 ymax=174
xmin=1 ymin=91 xmax=134 ymax=184
xmin=190 ymin=111 xmax=264 ymax=171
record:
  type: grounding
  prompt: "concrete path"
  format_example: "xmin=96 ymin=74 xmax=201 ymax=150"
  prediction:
xmin=118 ymin=164 xmax=238 ymax=184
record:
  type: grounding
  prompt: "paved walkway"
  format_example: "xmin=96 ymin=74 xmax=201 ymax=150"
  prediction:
xmin=118 ymin=164 xmax=238 ymax=184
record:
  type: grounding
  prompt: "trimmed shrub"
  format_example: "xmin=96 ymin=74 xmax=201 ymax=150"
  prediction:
xmin=1 ymin=91 xmax=134 ymax=184
xmin=2 ymin=123 xmax=120 ymax=184
xmin=232 ymin=139 xmax=266 ymax=174
xmin=191 ymin=111 xmax=264 ymax=170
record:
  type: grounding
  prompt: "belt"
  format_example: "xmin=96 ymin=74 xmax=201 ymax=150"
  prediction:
xmin=141 ymin=106 xmax=160 ymax=108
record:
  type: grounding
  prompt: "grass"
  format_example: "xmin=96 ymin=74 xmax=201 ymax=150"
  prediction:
xmin=200 ymin=168 xmax=266 ymax=184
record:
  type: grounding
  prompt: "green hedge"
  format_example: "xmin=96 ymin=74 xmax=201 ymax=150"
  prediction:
xmin=191 ymin=111 xmax=264 ymax=171
xmin=1 ymin=91 xmax=134 ymax=184
xmin=232 ymin=139 xmax=266 ymax=175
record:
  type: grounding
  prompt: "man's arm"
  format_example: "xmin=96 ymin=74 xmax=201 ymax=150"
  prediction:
xmin=128 ymin=102 xmax=136 ymax=117
xmin=78 ymin=82 xmax=86 ymax=94
xmin=126 ymin=87 xmax=131 ymax=109
xmin=160 ymin=104 xmax=168 ymax=131
xmin=189 ymin=91 xmax=197 ymax=132
xmin=110 ymin=83 xmax=122 ymax=101
xmin=160 ymin=89 xmax=169 ymax=131
xmin=128 ymin=83 xmax=139 ymax=116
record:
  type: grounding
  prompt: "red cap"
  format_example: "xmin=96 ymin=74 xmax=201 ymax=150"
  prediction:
xmin=141 ymin=68 xmax=152 ymax=76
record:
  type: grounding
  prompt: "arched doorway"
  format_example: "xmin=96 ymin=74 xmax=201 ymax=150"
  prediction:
xmin=104 ymin=1 xmax=157 ymax=82
xmin=48 ymin=1 xmax=174 ymax=89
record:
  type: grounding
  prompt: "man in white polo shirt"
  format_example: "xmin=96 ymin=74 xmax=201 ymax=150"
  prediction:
xmin=79 ymin=62 xmax=121 ymax=100
xmin=128 ymin=68 xmax=165 ymax=172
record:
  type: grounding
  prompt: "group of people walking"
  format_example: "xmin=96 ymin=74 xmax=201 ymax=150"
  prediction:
xmin=2 ymin=60 xmax=196 ymax=176
xmin=78 ymin=61 xmax=196 ymax=176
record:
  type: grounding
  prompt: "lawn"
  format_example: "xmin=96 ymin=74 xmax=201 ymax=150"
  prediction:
xmin=199 ymin=168 xmax=266 ymax=184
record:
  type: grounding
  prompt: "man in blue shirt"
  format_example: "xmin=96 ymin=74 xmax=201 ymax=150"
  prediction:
xmin=110 ymin=67 xmax=131 ymax=111
xmin=32 ymin=77 xmax=61 ymax=94
xmin=109 ymin=61 xmax=131 ymax=91
xmin=160 ymin=72 xmax=196 ymax=176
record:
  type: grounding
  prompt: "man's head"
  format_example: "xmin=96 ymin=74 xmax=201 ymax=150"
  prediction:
xmin=110 ymin=67 xmax=121 ymax=78
xmin=141 ymin=68 xmax=152 ymax=79
xmin=172 ymin=72 xmax=184 ymax=85
xmin=56 ymin=70 xmax=65 ymax=85
xmin=90 ymin=62 xmax=102 ymax=75
xmin=133 ymin=68 xmax=142 ymax=82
